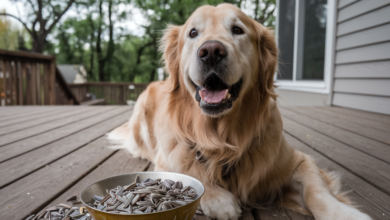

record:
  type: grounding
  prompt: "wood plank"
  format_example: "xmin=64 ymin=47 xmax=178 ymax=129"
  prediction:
xmin=0 ymin=110 xmax=132 ymax=189
xmin=80 ymin=98 xmax=105 ymax=105
xmin=281 ymin=116 xmax=390 ymax=194
xmin=0 ymin=106 xmax=118 ymax=147
xmin=337 ymin=4 xmax=390 ymax=36
xmin=309 ymin=106 xmax=390 ymax=132
xmin=334 ymin=60 xmax=390 ymax=78
xmin=288 ymin=106 xmax=390 ymax=145
xmin=327 ymin=106 xmax=390 ymax=125
xmin=254 ymin=206 xmax=313 ymax=220
xmin=0 ymin=107 xmax=42 ymax=116
xmin=0 ymin=107 xmax=131 ymax=163
xmin=338 ymin=0 xmax=359 ymax=10
xmin=336 ymin=23 xmax=390 ymax=50
xmin=338 ymin=0 xmax=390 ymax=23
xmin=335 ymin=41 xmax=390 ymax=64
xmin=284 ymin=133 xmax=390 ymax=220
xmin=0 ymin=106 xmax=67 ymax=122
xmin=333 ymin=93 xmax=390 ymax=115
xmin=40 ymin=151 xmax=149 ymax=210
xmin=280 ymin=107 xmax=390 ymax=163
xmin=0 ymin=107 xmax=91 ymax=135
xmin=0 ymin=137 xmax=116 ymax=220
xmin=333 ymin=79 xmax=390 ymax=97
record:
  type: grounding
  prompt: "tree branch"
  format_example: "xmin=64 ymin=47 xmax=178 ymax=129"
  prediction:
xmin=46 ymin=0 xmax=75 ymax=34
xmin=260 ymin=6 xmax=275 ymax=25
xmin=26 ymin=0 xmax=37 ymax=13
xmin=136 ymin=41 xmax=154 ymax=65
xmin=0 ymin=13 xmax=33 ymax=37
xmin=258 ymin=0 xmax=271 ymax=22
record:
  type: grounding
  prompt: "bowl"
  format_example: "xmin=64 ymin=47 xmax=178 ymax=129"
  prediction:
xmin=80 ymin=172 xmax=205 ymax=220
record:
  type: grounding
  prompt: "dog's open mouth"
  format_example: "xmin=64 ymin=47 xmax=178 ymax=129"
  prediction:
xmin=194 ymin=75 xmax=242 ymax=115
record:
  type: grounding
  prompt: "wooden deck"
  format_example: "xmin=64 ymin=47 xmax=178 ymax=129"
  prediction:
xmin=0 ymin=106 xmax=389 ymax=220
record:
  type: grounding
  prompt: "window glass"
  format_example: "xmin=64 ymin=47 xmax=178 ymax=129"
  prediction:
xmin=297 ymin=0 xmax=327 ymax=80
xmin=277 ymin=0 xmax=295 ymax=80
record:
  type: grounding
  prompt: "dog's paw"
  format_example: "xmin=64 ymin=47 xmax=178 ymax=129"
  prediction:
xmin=319 ymin=202 xmax=372 ymax=220
xmin=200 ymin=187 xmax=241 ymax=220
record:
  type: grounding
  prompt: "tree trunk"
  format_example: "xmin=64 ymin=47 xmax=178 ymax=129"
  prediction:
xmin=149 ymin=68 xmax=156 ymax=82
xmin=96 ymin=0 xmax=114 ymax=82
xmin=96 ymin=0 xmax=104 ymax=81
xmin=32 ymin=36 xmax=46 ymax=53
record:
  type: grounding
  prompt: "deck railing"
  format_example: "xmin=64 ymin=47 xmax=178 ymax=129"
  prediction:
xmin=68 ymin=82 xmax=148 ymax=105
xmin=0 ymin=50 xmax=78 ymax=106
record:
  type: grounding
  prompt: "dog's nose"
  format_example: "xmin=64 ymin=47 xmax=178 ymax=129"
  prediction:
xmin=198 ymin=41 xmax=227 ymax=65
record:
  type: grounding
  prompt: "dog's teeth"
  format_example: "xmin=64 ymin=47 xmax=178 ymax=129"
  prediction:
xmin=223 ymin=90 xmax=229 ymax=99
xmin=227 ymin=93 xmax=231 ymax=99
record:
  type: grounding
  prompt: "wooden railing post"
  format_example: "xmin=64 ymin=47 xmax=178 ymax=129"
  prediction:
xmin=49 ymin=57 xmax=56 ymax=105
xmin=0 ymin=62 xmax=4 ymax=106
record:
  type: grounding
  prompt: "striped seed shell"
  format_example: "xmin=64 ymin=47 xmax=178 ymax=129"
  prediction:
xmin=131 ymin=193 xmax=140 ymax=205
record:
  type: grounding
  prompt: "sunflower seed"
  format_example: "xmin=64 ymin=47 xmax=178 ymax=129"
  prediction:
xmin=89 ymin=177 xmax=198 ymax=215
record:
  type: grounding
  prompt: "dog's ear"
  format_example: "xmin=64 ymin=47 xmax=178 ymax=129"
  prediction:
xmin=252 ymin=20 xmax=278 ymax=100
xmin=160 ymin=25 xmax=182 ymax=92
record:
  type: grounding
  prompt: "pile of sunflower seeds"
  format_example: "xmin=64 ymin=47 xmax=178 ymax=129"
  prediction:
xmin=24 ymin=204 xmax=90 ymax=220
xmin=92 ymin=175 xmax=200 ymax=214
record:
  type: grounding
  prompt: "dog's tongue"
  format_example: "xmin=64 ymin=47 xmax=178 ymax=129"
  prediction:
xmin=199 ymin=88 xmax=228 ymax=104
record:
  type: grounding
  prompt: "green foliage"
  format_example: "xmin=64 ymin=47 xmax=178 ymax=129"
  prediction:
xmin=0 ymin=10 xmax=31 ymax=51
xmin=5 ymin=0 xmax=275 ymax=83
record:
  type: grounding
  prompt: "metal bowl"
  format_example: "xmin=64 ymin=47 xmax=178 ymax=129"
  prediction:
xmin=80 ymin=172 xmax=205 ymax=220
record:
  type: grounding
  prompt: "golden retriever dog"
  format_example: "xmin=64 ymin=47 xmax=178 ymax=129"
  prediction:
xmin=108 ymin=4 xmax=372 ymax=220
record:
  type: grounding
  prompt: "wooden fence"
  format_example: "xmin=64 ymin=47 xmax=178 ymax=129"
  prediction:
xmin=68 ymin=82 xmax=148 ymax=105
xmin=0 ymin=50 xmax=78 ymax=106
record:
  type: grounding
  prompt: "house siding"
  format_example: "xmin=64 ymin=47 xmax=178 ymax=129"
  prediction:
xmin=332 ymin=0 xmax=390 ymax=115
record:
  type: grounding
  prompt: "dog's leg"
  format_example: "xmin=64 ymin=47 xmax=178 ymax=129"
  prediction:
xmin=291 ymin=153 xmax=372 ymax=220
xmin=200 ymin=184 xmax=241 ymax=220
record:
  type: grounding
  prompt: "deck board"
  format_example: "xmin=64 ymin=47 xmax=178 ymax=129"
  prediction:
xmin=0 ymin=136 xmax=120 ymax=220
xmin=326 ymin=106 xmax=390 ymax=125
xmin=0 ymin=110 xmax=133 ymax=188
xmin=280 ymin=108 xmax=390 ymax=163
xmin=0 ymin=106 xmax=388 ymax=220
xmin=0 ymin=107 xmax=130 ymax=162
xmin=0 ymin=107 xmax=73 ymax=127
xmin=289 ymin=107 xmax=390 ymax=145
xmin=282 ymin=116 xmax=390 ymax=194
xmin=285 ymin=133 xmax=390 ymax=220
xmin=254 ymin=207 xmax=313 ymax=220
xmin=310 ymin=106 xmax=389 ymax=132
xmin=0 ymin=106 xmax=119 ymax=146
xmin=0 ymin=107 xmax=93 ymax=135
xmin=41 ymin=151 xmax=150 ymax=210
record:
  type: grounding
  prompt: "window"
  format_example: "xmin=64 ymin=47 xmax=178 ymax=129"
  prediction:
xmin=277 ymin=0 xmax=296 ymax=80
xmin=276 ymin=0 xmax=335 ymax=93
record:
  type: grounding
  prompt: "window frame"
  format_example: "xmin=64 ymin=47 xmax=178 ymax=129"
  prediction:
xmin=274 ymin=0 xmax=337 ymax=94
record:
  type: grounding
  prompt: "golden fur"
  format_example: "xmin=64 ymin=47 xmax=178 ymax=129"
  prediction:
xmin=108 ymin=4 xmax=372 ymax=220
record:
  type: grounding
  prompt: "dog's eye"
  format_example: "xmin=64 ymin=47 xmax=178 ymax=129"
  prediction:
xmin=232 ymin=26 xmax=244 ymax=35
xmin=189 ymin=29 xmax=198 ymax=38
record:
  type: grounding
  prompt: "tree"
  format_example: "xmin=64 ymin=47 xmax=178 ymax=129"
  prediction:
xmin=49 ymin=0 xmax=277 ymax=83
xmin=0 ymin=0 xmax=75 ymax=53
xmin=0 ymin=10 xmax=19 ymax=50
xmin=252 ymin=0 xmax=276 ymax=27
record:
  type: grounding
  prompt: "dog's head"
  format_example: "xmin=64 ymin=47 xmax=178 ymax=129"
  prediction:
xmin=161 ymin=4 xmax=277 ymax=117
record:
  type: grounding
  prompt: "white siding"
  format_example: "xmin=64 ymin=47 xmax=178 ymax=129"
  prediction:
xmin=332 ymin=0 xmax=390 ymax=115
